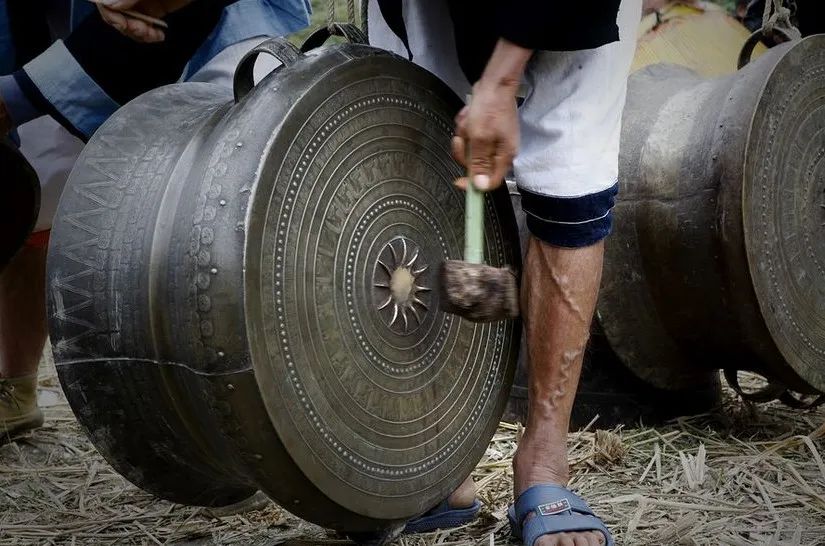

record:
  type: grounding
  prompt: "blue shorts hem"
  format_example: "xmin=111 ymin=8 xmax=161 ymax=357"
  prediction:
xmin=520 ymin=182 xmax=618 ymax=248
xmin=526 ymin=214 xmax=613 ymax=248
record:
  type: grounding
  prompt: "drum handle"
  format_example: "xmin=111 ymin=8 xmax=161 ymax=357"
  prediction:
xmin=233 ymin=23 xmax=369 ymax=103
xmin=737 ymin=26 xmax=796 ymax=70
xmin=300 ymin=22 xmax=368 ymax=53
xmin=233 ymin=38 xmax=303 ymax=103
xmin=737 ymin=0 xmax=800 ymax=70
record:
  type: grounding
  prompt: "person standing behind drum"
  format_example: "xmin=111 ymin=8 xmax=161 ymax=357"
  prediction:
xmin=0 ymin=0 xmax=310 ymax=444
xmin=369 ymin=1 xmax=642 ymax=545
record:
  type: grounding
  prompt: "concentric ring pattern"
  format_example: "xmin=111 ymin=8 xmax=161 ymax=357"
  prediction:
xmin=245 ymin=57 xmax=520 ymax=519
xmin=744 ymin=36 xmax=825 ymax=391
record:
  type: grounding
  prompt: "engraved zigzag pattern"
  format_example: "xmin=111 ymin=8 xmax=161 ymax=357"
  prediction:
xmin=51 ymin=126 xmax=143 ymax=357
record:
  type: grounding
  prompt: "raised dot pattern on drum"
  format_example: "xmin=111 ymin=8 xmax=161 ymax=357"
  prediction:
xmin=48 ymin=43 xmax=522 ymax=531
xmin=245 ymin=71 xmax=519 ymax=519
xmin=744 ymin=39 xmax=825 ymax=390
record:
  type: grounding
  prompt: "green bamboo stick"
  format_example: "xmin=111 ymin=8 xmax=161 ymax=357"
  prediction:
xmin=462 ymin=94 xmax=484 ymax=264
xmin=464 ymin=156 xmax=485 ymax=264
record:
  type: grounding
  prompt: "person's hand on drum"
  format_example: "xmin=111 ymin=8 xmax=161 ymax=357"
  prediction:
xmin=94 ymin=0 xmax=194 ymax=43
xmin=452 ymin=39 xmax=532 ymax=192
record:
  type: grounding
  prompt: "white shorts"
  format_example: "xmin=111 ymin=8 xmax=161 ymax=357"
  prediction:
xmin=20 ymin=36 xmax=280 ymax=236
xmin=368 ymin=0 xmax=642 ymax=247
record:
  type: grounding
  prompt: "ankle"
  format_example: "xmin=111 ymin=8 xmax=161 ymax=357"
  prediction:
xmin=447 ymin=476 xmax=477 ymax=509
xmin=513 ymin=442 xmax=570 ymax=496
xmin=513 ymin=468 xmax=570 ymax=496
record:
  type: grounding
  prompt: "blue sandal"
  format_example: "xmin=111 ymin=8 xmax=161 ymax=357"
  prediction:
xmin=404 ymin=498 xmax=481 ymax=534
xmin=507 ymin=485 xmax=614 ymax=546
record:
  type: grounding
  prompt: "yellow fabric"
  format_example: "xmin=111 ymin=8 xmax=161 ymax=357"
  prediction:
xmin=633 ymin=2 xmax=767 ymax=77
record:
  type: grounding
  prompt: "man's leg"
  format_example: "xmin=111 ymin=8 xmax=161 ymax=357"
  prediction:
xmin=0 ymin=244 xmax=48 ymax=378
xmin=0 ymin=243 xmax=47 ymax=442
xmin=509 ymin=2 xmax=641 ymax=542
xmin=0 ymin=117 xmax=84 ymax=441
xmin=512 ymin=238 xmax=605 ymax=545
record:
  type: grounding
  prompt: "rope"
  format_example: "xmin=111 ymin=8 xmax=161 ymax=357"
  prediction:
xmin=724 ymin=369 xmax=825 ymax=410
xmin=760 ymin=0 xmax=801 ymax=41
xmin=327 ymin=0 xmax=358 ymax=32
xmin=348 ymin=0 xmax=356 ymax=25
xmin=360 ymin=0 xmax=368 ymax=39
xmin=739 ymin=0 xmax=801 ymax=68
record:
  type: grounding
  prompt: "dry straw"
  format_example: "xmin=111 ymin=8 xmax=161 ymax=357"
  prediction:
xmin=2 ymin=356 xmax=824 ymax=545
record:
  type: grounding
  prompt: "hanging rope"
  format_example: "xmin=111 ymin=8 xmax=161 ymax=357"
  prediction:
xmin=360 ymin=0 xmax=368 ymax=39
xmin=760 ymin=0 xmax=801 ymax=41
xmin=327 ymin=0 xmax=358 ymax=33
xmin=738 ymin=0 xmax=801 ymax=68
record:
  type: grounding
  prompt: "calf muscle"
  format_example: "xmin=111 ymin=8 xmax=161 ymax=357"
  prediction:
xmin=514 ymin=237 xmax=604 ymax=493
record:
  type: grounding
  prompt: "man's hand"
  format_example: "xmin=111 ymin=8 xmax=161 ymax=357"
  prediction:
xmin=453 ymin=39 xmax=532 ymax=192
xmin=95 ymin=0 xmax=194 ymax=43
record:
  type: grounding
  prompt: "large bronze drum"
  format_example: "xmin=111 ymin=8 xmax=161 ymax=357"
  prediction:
xmin=506 ymin=19 xmax=825 ymax=424
xmin=47 ymin=31 xmax=520 ymax=533
xmin=600 ymin=35 xmax=825 ymax=396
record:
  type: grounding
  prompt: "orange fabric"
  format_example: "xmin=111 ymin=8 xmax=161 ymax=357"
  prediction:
xmin=25 ymin=230 xmax=50 ymax=248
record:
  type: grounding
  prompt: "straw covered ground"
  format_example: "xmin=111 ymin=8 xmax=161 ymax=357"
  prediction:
xmin=2 ymin=352 xmax=824 ymax=545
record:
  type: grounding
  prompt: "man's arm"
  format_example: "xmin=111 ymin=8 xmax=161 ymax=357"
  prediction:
xmin=0 ymin=1 xmax=229 ymax=140
xmin=453 ymin=38 xmax=532 ymax=192
xmin=94 ymin=0 xmax=196 ymax=43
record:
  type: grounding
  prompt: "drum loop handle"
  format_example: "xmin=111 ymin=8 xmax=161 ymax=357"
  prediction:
xmin=737 ymin=0 xmax=801 ymax=69
xmin=233 ymin=38 xmax=303 ymax=103
xmin=724 ymin=369 xmax=825 ymax=409
xmin=300 ymin=23 xmax=368 ymax=54
xmin=233 ymin=16 xmax=368 ymax=103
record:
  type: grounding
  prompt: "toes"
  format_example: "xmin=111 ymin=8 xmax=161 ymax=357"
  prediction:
xmin=534 ymin=532 xmax=605 ymax=546
xmin=589 ymin=531 xmax=606 ymax=545
xmin=536 ymin=534 xmax=575 ymax=546
xmin=573 ymin=534 xmax=591 ymax=546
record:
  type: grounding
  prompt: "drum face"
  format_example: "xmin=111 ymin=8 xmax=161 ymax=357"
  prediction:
xmin=47 ymin=42 xmax=521 ymax=530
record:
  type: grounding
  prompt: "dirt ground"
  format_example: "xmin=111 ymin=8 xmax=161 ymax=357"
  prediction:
xmin=2 ymin=351 xmax=824 ymax=546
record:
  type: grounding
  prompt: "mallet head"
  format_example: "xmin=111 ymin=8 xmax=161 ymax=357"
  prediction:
xmin=439 ymin=260 xmax=519 ymax=322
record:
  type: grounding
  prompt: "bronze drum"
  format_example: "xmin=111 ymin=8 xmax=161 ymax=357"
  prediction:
xmin=506 ymin=34 xmax=825 ymax=425
xmin=600 ymin=35 xmax=825 ymax=396
xmin=46 ymin=29 xmax=521 ymax=534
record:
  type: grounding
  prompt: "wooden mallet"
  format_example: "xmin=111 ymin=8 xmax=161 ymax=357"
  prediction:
xmin=439 ymin=117 xmax=519 ymax=322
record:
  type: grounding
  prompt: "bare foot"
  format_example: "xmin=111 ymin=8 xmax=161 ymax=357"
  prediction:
xmin=446 ymin=475 xmax=476 ymax=509
xmin=513 ymin=431 xmax=606 ymax=546
xmin=531 ymin=526 xmax=605 ymax=546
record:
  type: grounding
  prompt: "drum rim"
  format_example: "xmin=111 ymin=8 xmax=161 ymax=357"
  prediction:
xmin=242 ymin=45 xmax=521 ymax=520
xmin=742 ymin=34 xmax=825 ymax=392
